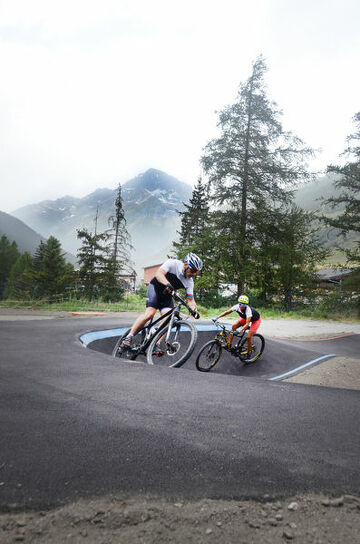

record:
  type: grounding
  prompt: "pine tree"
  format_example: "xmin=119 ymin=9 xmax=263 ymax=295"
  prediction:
xmin=173 ymin=177 xmax=210 ymax=252
xmin=3 ymin=252 xmax=34 ymax=300
xmin=322 ymin=112 xmax=360 ymax=264
xmin=201 ymin=56 xmax=313 ymax=294
xmin=77 ymin=228 xmax=109 ymax=300
xmin=33 ymin=236 xmax=74 ymax=298
xmin=267 ymin=206 xmax=328 ymax=311
xmin=107 ymin=183 xmax=133 ymax=272
xmin=0 ymin=235 xmax=20 ymax=298
xmin=32 ymin=241 xmax=46 ymax=272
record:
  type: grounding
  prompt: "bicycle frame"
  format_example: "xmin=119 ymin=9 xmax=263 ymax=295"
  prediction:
xmin=130 ymin=293 xmax=194 ymax=356
xmin=213 ymin=320 xmax=247 ymax=353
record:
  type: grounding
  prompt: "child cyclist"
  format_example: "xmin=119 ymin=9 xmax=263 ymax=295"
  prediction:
xmin=214 ymin=295 xmax=261 ymax=358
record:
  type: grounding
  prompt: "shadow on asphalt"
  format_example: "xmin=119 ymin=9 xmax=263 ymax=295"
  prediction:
xmin=85 ymin=328 xmax=359 ymax=380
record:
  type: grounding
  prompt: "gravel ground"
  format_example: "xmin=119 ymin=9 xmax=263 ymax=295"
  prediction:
xmin=1 ymin=493 xmax=359 ymax=543
xmin=1 ymin=308 xmax=359 ymax=542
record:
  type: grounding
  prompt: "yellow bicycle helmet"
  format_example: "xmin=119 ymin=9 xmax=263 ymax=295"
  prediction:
xmin=238 ymin=295 xmax=249 ymax=305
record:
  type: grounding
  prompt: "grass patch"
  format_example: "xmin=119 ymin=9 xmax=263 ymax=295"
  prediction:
xmin=1 ymin=295 xmax=359 ymax=322
xmin=197 ymin=305 xmax=359 ymax=322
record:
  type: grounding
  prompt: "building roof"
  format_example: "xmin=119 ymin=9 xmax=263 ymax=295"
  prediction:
xmin=316 ymin=268 xmax=353 ymax=281
xmin=143 ymin=263 xmax=162 ymax=270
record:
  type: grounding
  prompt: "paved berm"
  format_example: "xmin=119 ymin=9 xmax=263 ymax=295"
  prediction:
xmin=1 ymin=308 xmax=359 ymax=543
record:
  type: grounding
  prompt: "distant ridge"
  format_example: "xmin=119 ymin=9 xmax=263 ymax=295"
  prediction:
xmin=0 ymin=210 xmax=76 ymax=265
xmin=0 ymin=210 xmax=45 ymax=254
xmin=12 ymin=169 xmax=193 ymax=272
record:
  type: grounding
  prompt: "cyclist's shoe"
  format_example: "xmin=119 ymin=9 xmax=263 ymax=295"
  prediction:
xmin=152 ymin=342 xmax=164 ymax=357
xmin=120 ymin=336 xmax=133 ymax=349
xmin=243 ymin=351 xmax=256 ymax=363
xmin=241 ymin=347 xmax=254 ymax=355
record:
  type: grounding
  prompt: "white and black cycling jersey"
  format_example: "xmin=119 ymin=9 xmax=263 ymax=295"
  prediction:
xmin=150 ymin=259 xmax=194 ymax=298
xmin=231 ymin=303 xmax=260 ymax=322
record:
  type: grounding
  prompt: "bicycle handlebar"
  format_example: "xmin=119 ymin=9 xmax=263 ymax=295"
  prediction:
xmin=160 ymin=286 xmax=198 ymax=318
xmin=212 ymin=318 xmax=227 ymax=331
xmin=173 ymin=292 xmax=198 ymax=317
xmin=212 ymin=319 xmax=245 ymax=336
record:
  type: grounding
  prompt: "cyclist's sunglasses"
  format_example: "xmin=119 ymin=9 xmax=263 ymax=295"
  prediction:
xmin=186 ymin=264 xmax=199 ymax=273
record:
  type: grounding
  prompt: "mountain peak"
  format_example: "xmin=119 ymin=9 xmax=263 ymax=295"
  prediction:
xmin=123 ymin=168 xmax=192 ymax=197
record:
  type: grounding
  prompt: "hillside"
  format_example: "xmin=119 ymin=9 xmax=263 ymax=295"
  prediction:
xmin=0 ymin=210 xmax=46 ymax=254
xmin=294 ymin=174 xmax=357 ymax=251
xmin=12 ymin=169 xmax=193 ymax=272
xmin=294 ymin=174 xmax=342 ymax=212
xmin=0 ymin=211 xmax=77 ymax=265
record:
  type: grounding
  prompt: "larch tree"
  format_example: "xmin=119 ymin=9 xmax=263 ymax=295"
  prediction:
xmin=77 ymin=228 xmax=109 ymax=300
xmin=107 ymin=183 xmax=133 ymax=272
xmin=173 ymin=177 xmax=210 ymax=254
xmin=322 ymin=111 xmax=360 ymax=264
xmin=0 ymin=235 xmax=20 ymax=298
xmin=201 ymin=56 xmax=313 ymax=294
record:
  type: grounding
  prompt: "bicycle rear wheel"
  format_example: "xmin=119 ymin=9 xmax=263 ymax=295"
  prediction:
xmin=238 ymin=333 xmax=265 ymax=363
xmin=112 ymin=328 xmax=146 ymax=360
xmin=146 ymin=319 xmax=197 ymax=368
xmin=195 ymin=340 xmax=222 ymax=372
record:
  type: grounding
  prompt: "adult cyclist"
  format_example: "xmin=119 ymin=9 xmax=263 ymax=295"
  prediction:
xmin=120 ymin=253 xmax=203 ymax=354
xmin=215 ymin=295 xmax=261 ymax=358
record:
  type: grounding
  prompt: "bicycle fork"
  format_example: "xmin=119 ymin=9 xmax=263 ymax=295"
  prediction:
xmin=219 ymin=331 xmax=232 ymax=350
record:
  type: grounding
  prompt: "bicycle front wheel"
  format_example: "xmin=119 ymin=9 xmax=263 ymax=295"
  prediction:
xmin=112 ymin=328 xmax=146 ymax=361
xmin=146 ymin=319 xmax=197 ymax=368
xmin=195 ymin=340 xmax=222 ymax=372
xmin=238 ymin=333 xmax=265 ymax=363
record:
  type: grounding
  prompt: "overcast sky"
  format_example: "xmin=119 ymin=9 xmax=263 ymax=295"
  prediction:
xmin=0 ymin=0 xmax=359 ymax=213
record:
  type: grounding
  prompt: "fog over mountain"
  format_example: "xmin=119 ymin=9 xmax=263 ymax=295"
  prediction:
xmin=6 ymin=170 xmax=355 ymax=276
xmin=12 ymin=169 xmax=193 ymax=273
xmin=0 ymin=210 xmax=77 ymax=265
xmin=0 ymin=210 xmax=46 ymax=254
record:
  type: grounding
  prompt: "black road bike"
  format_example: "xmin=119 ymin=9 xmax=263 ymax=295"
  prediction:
xmin=195 ymin=319 xmax=265 ymax=372
xmin=112 ymin=292 xmax=198 ymax=368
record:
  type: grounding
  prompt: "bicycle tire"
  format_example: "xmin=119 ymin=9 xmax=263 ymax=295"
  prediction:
xmin=146 ymin=319 xmax=197 ymax=368
xmin=238 ymin=333 xmax=265 ymax=363
xmin=112 ymin=328 xmax=146 ymax=360
xmin=195 ymin=339 xmax=222 ymax=372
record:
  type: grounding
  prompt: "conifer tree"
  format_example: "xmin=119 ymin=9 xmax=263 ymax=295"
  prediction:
xmin=77 ymin=228 xmax=109 ymax=300
xmin=201 ymin=56 xmax=313 ymax=293
xmin=4 ymin=252 xmax=34 ymax=300
xmin=33 ymin=236 xmax=74 ymax=298
xmin=0 ymin=235 xmax=20 ymax=298
xmin=32 ymin=241 xmax=46 ymax=272
xmin=260 ymin=206 xmax=328 ymax=311
xmin=322 ymin=112 xmax=360 ymax=264
xmin=107 ymin=183 xmax=133 ymax=272
xmin=173 ymin=177 xmax=210 ymax=252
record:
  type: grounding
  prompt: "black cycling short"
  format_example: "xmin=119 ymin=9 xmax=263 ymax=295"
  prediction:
xmin=146 ymin=283 xmax=174 ymax=310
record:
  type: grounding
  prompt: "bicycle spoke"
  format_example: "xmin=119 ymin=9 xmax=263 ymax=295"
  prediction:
xmin=113 ymin=329 xmax=146 ymax=361
xmin=147 ymin=320 xmax=197 ymax=367
xmin=196 ymin=340 xmax=222 ymax=372
xmin=239 ymin=334 xmax=265 ymax=363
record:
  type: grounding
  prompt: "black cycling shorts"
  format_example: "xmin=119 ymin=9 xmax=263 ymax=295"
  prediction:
xmin=146 ymin=283 xmax=174 ymax=310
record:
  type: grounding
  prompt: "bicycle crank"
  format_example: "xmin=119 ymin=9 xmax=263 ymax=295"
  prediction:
xmin=165 ymin=341 xmax=180 ymax=356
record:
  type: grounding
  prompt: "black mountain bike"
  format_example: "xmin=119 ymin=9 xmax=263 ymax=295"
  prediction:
xmin=112 ymin=292 xmax=198 ymax=368
xmin=195 ymin=318 xmax=265 ymax=372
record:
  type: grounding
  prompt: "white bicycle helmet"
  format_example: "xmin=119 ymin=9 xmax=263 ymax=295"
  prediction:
xmin=184 ymin=252 xmax=203 ymax=271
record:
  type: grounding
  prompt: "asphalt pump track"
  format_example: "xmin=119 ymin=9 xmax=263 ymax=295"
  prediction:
xmin=81 ymin=324 xmax=360 ymax=381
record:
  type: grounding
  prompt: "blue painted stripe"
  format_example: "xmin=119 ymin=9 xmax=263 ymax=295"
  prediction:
xmin=268 ymin=354 xmax=337 ymax=381
xmin=80 ymin=323 xmax=222 ymax=347
xmin=80 ymin=328 xmax=128 ymax=346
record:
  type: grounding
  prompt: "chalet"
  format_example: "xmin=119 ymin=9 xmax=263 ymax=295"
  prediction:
xmin=143 ymin=264 xmax=162 ymax=284
xmin=118 ymin=270 xmax=137 ymax=292
xmin=316 ymin=267 xmax=352 ymax=286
